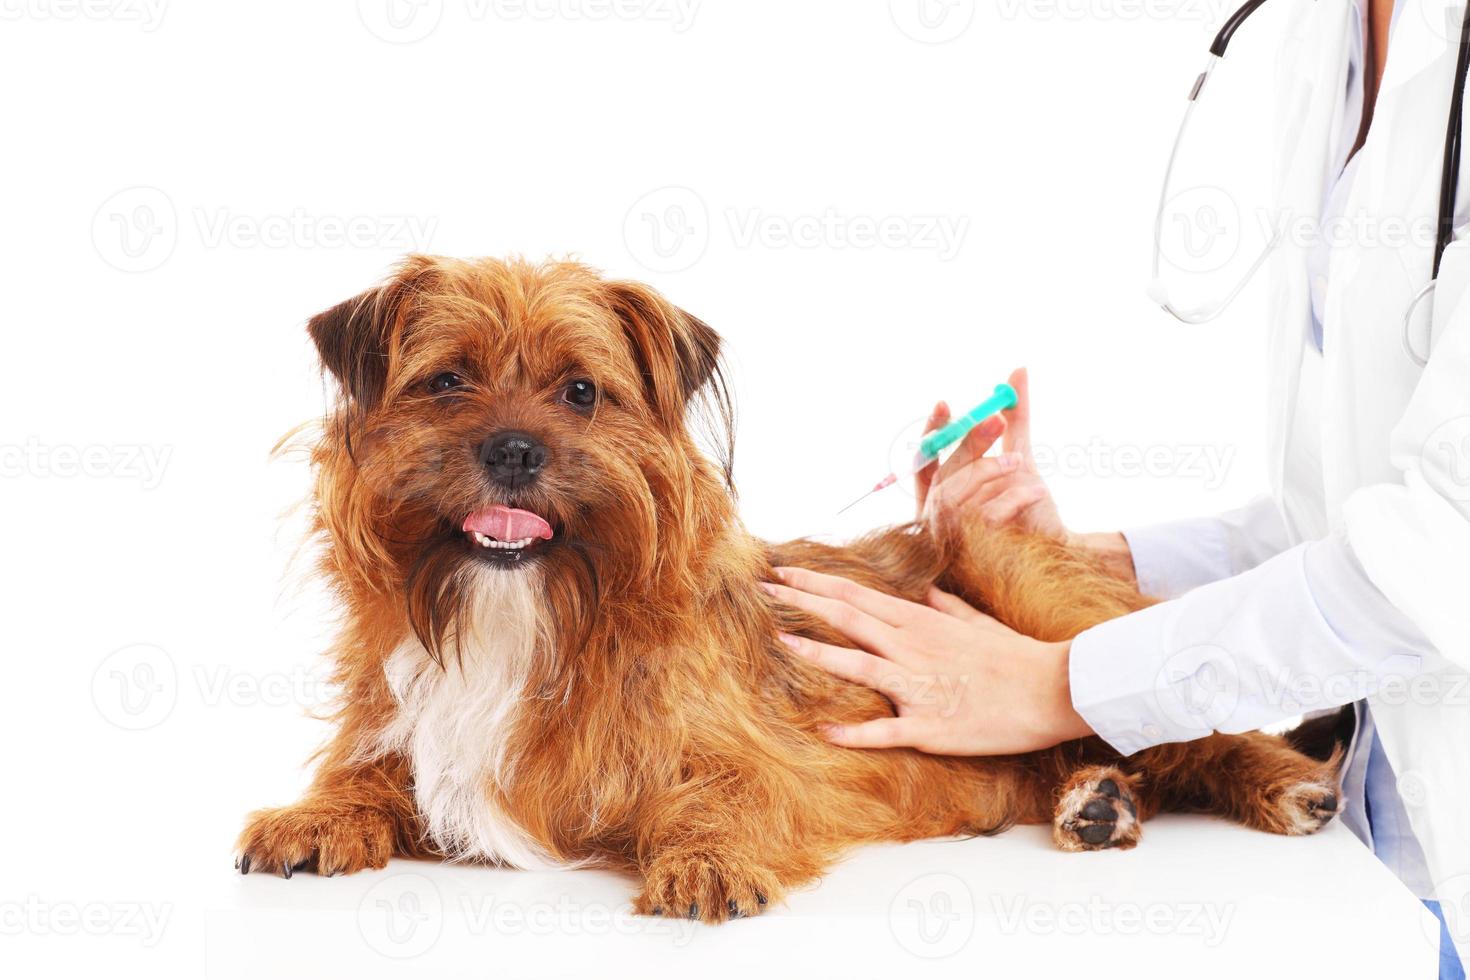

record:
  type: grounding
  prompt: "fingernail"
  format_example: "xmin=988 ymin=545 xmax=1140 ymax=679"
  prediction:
xmin=777 ymin=632 xmax=802 ymax=651
xmin=771 ymin=567 xmax=789 ymax=580
xmin=998 ymin=452 xmax=1021 ymax=471
xmin=819 ymin=724 xmax=844 ymax=741
xmin=759 ymin=582 xmax=779 ymax=596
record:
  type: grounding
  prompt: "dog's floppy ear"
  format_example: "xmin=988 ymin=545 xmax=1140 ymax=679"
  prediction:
xmin=605 ymin=280 xmax=723 ymax=425
xmin=307 ymin=257 xmax=436 ymax=410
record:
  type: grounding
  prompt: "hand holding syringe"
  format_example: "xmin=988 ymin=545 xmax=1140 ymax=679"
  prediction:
xmin=839 ymin=383 xmax=1019 ymax=513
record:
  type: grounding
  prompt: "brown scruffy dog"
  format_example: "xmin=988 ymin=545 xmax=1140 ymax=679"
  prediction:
xmin=237 ymin=255 xmax=1343 ymax=921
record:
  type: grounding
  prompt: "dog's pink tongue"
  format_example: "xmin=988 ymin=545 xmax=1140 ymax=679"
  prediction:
xmin=462 ymin=506 xmax=554 ymax=541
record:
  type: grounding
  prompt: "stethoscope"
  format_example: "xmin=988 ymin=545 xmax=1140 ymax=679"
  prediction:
xmin=1149 ymin=0 xmax=1470 ymax=365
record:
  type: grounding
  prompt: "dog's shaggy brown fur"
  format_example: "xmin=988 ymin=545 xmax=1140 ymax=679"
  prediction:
xmin=237 ymin=256 xmax=1343 ymax=921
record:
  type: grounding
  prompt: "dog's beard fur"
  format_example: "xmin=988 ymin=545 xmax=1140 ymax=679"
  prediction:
xmin=370 ymin=568 xmax=572 ymax=870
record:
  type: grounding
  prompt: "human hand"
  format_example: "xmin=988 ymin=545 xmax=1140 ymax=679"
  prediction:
xmin=763 ymin=567 xmax=1092 ymax=755
xmin=915 ymin=367 xmax=1067 ymax=539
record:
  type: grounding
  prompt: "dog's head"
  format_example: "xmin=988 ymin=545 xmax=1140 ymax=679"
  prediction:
xmin=307 ymin=255 xmax=734 ymax=660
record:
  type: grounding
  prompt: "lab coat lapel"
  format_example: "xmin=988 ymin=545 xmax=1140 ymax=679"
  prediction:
xmin=1265 ymin=0 xmax=1355 ymax=537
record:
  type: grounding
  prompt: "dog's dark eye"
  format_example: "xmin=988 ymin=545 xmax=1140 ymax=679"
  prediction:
xmin=562 ymin=379 xmax=597 ymax=409
xmin=428 ymin=372 xmax=467 ymax=394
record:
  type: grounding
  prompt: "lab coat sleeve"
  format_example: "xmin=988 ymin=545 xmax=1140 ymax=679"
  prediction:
xmin=1340 ymin=289 xmax=1470 ymax=671
xmin=1069 ymin=529 xmax=1434 ymax=756
xmin=1121 ymin=495 xmax=1292 ymax=599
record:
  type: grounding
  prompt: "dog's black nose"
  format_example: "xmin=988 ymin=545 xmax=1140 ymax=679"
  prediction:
xmin=479 ymin=431 xmax=548 ymax=488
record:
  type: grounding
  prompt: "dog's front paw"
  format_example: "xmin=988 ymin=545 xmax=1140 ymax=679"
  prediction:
xmin=1053 ymin=766 xmax=1141 ymax=852
xmin=236 ymin=803 xmax=396 ymax=877
xmin=634 ymin=848 xmax=781 ymax=923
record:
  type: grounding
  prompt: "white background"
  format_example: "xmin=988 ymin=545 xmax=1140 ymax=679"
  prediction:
xmin=2 ymin=1 xmax=1416 ymax=978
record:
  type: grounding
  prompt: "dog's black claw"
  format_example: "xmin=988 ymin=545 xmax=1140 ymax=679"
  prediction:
xmin=282 ymin=861 xmax=293 ymax=879
xmin=651 ymin=907 xmax=663 ymax=916
xmin=688 ymin=903 xmax=698 ymax=920
xmin=727 ymin=899 xmax=741 ymax=918
xmin=1097 ymin=778 xmax=1120 ymax=799
xmin=239 ymin=854 xmax=252 ymax=875
xmin=756 ymin=892 xmax=767 ymax=906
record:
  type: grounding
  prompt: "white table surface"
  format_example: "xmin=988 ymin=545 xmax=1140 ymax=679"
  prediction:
xmin=198 ymin=815 xmax=1438 ymax=980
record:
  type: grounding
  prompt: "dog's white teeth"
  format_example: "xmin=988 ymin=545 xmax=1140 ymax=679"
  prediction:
xmin=474 ymin=534 xmax=534 ymax=551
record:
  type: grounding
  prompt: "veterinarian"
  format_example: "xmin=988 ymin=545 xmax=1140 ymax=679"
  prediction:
xmin=768 ymin=1 xmax=1470 ymax=975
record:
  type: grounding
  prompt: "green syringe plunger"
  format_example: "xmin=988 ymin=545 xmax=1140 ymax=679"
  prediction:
xmin=838 ymin=383 xmax=1019 ymax=514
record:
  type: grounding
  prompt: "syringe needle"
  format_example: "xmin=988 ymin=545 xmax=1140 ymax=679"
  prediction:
xmin=837 ymin=473 xmax=897 ymax=515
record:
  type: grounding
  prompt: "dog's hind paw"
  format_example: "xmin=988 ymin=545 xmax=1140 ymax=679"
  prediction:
xmin=634 ymin=848 xmax=780 ymax=923
xmin=1053 ymin=766 xmax=1141 ymax=852
xmin=1270 ymin=780 xmax=1340 ymax=836
xmin=236 ymin=803 xmax=396 ymax=878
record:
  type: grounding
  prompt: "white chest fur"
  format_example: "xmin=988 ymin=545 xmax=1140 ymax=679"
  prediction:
xmin=373 ymin=573 xmax=565 ymax=871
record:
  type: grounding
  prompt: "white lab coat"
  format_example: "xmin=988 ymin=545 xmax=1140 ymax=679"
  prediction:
xmin=1270 ymin=0 xmax=1470 ymax=963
